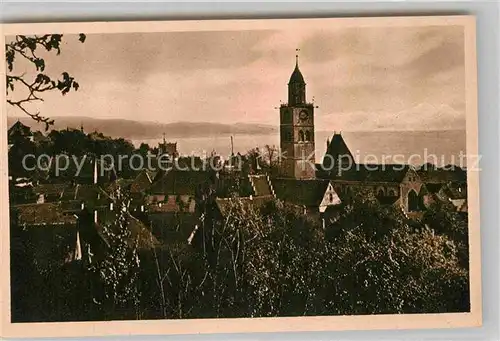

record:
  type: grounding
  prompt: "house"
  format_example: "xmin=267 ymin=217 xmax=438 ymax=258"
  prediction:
xmin=272 ymin=178 xmax=341 ymax=215
xmin=145 ymin=170 xmax=216 ymax=244
xmin=319 ymin=133 xmax=442 ymax=214
xmin=8 ymin=120 xmax=33 ymax=145
xmin=10 ymin=203 xmax=83 ymax=270
xmin=215 ymin=195 xmax=274 ymax=218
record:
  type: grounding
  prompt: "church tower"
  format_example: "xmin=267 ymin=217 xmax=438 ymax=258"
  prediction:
xmin=279 ymin=54 xmax=316 ymax=179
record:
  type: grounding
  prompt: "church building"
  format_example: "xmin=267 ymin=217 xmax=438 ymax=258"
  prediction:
xmin=275 ymin=55 xmax=467 ymax=216
xmin=279 ymin=55 xmax=316 ymax=180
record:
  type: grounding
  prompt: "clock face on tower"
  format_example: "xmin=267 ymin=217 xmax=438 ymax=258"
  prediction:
xmin=299 ymin=110 xmax=309 ymax=121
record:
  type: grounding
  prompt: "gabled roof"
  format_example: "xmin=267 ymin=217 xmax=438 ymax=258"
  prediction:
xmin=95 ymin=210 xmax=159 ymax=249
xmin=215 ymin=173 xmax=254 ymax=197
xmin=215 ymin=195 xmax=274 ymax=217
xmin=129 ymin=169 xmax=156 ymax=193
xmin=8 ymin=120 xmax=32 ymax=138
xmin=440 ymin=182 xmax=467 ymax=200
xmin=322 ymin=133 xmax=355 ymax=170
xmin=12 ymin=203 xmax=78 ymax=227
xmin=272 ymin=178 xmax=330 ymax=207
xmin=248 ymin=174 xmax=273 ymax=196
xmin=148 ymin=170 xmax=214 ymax=195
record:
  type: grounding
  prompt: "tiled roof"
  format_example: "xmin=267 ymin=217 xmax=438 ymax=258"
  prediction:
xmin=147 ymin=195 xmax=196 ymax=213
xmin=13 ymin=203 xmax=78 ymax=226
xmin=216 ymin=173 xmax=254 ymax=197
xmin=416 ymin=167 xmax=466 ymax=183
xmin=8 ymin=121 xmax=31 ymax=139
xmin=322 ymin=133 xmax=354 ymax=170
xmin=272 ymin=178 xmax=330 ymax=207
xmin=249 ymin=175 xmax=273 ymax=196
xmin=215 ymin=195 xmax=274 ymax=217
xmin=33 ymin=183 xmax=69 ymax=197
xmin=149 ymin=170 xmax=215 ymax=195
xmin=95 ymin=210 xmax=159 ymax=249
xmin=130 ymin=170 xmax=155 ymax=193
xmin=333 ymin=164 xmax=412 ymax=183
xmin=441 ymin=182 xmax=467 ymax=200
xmin=60 ymin=183 xmax=102 ymax=201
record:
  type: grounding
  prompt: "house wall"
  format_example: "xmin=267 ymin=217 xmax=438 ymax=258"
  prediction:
xmin=399 ymin=169 xmax=424 ymax=213
xmin=319 ymin=183 xmax=342 ymax=213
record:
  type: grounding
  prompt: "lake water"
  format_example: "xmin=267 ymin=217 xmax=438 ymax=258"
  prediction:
xmin=133 ymin=130 xmax=468 ymax=167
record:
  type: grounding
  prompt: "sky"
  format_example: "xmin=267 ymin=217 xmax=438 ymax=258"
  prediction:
xmin=6 ymin=24 xmax=466 ymax=131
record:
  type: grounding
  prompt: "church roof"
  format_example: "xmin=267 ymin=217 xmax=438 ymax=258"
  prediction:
xmin=331 ymin=164 xmax=413 ymax=183
xmin=288 ymin=62 xmax=305 ymax=84
xmin=322 ymin=133 xmax=355 ymax=171
xmin=273 ymin=178 xmax=330 ymax=207
xmin=416 ymin=167 xmax=466 ymax=183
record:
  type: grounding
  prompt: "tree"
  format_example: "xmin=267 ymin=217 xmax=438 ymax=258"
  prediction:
xmin=324 ymin=190 xmax=469 ymax=314
xmin=6 ymin=34 xmax=86 ymax=129
xmin=86 ymin=186 xmax=141 ymax=319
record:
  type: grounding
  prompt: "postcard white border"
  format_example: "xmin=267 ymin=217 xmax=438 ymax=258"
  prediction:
xmin=0 ymin=15 xmax=481 ymax=338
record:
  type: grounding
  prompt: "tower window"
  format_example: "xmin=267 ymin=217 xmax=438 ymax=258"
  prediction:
xmin=286 ymin=131 xmax=293 ymax=141
xmin=299 ymin=130 xmax=305 ymax=142
xmin=408 ymin=189 xmax=419 ymax=212
xmin=305 ymin=130 xmax=312 ymax=142
xmin=377 ymin=188 xmax=385 ymax=197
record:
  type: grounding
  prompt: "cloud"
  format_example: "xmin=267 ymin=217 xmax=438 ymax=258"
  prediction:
xmin=316 ymin=103 xmax=465 ymax=131
xmin=7 ymin=24 xmax=466 ymax=132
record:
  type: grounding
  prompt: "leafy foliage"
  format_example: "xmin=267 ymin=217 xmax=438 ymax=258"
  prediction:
xmin=6 ymin=34 xmax=86 ymax=129
xmin=86 ymin=186 xmax=141 ymax=318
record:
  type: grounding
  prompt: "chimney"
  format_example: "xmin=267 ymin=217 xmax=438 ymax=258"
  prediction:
xmin=93 ymin=158 xmax=98 ymax=184
xmin=74 ymin=230 xmax=82 ymax=261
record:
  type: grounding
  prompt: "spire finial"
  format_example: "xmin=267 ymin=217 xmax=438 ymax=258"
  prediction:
xmin=295 ymin=48 xmax=300 ymax=66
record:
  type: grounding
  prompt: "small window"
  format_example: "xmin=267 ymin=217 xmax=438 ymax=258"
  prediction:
xmin=329 ymin=193 xmax=333 ymax=202
xmin=408 ymin=189 xmax=419 ymax=212
xmin=299 ymin=130 xmax=305 ymax=142
xmin=305 ymin=130 xmax=312 ymax=142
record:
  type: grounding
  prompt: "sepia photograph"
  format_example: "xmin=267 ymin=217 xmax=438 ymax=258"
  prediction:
xmin=1 ymin=16 xmax=481 ymax=337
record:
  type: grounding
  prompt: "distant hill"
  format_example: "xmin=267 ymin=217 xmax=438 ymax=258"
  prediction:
xmin=6 ymin=116 xmax=278 ymax=139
